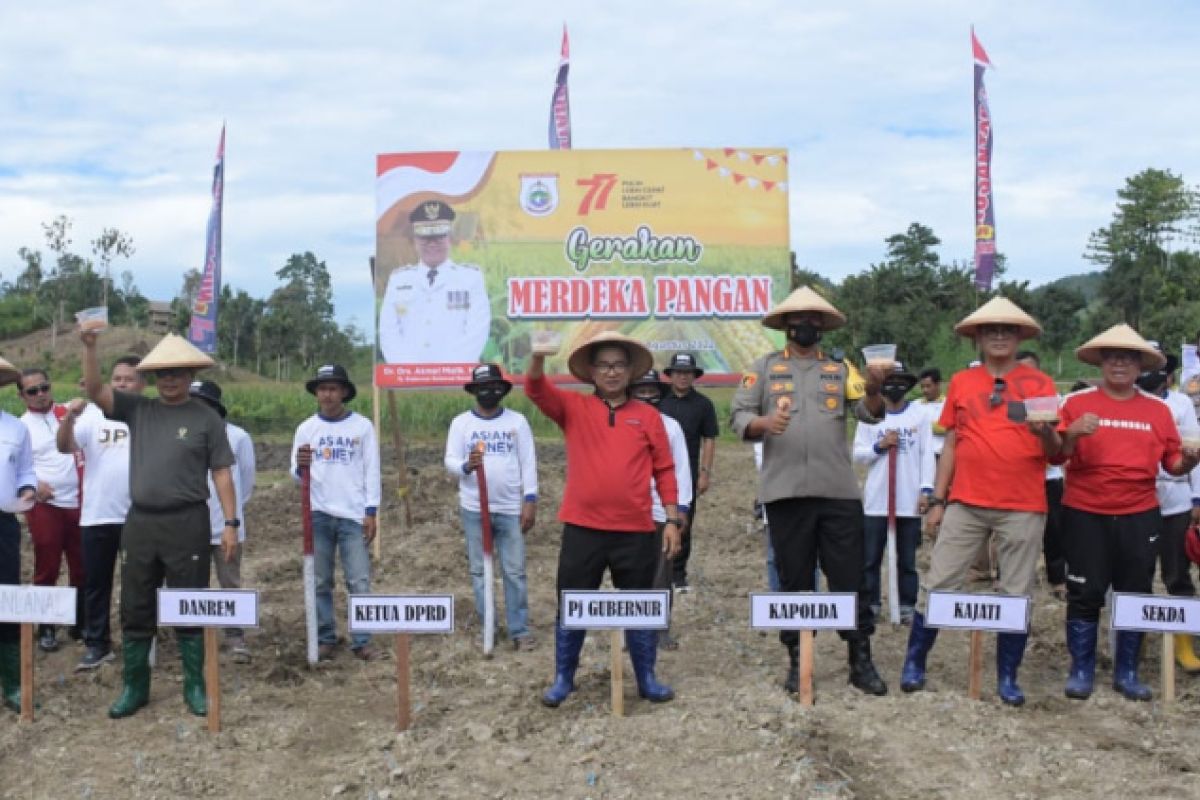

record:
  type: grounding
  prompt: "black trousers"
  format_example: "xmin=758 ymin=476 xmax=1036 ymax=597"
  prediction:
xmin=1043 ymin=478 xmax=1066 ymax=585
xmin=0 ymin=512 xmax=18 ymax=644
xmin=1063 ymin=505 xmax=1159 ymax=622
xmin=82 ymin=523 xmax=123 ymax=650
xmin=764 ymin=497 xmax=874 ymax=645
xmin=671 ymin=496 xmax=698 ymax=584
xmin=1157 ymin=510 xmax=1195 ymax=597
xmin=120 ymin=504 xmax=210 ymax=640
xmin=556 ymin=524 xmax=659 ymax=598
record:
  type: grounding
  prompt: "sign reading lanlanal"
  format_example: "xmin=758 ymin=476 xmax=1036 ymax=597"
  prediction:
xmin=158 ymin=589 xmax=259 ymax=628
xmin=348 ymin=595 xmax=454 ymax=634
xmin=926 ymin=591 xmax=1029 ymax=633
xmin=1111 ymin=593 xmax=1200 ymax=634
xmin=0 ymin=585 xmax=76 ymax=625
xmin=749 ymin=592 xmax=857 ymax=630
xmin=561 ymin=590 xmax=670 ymax=630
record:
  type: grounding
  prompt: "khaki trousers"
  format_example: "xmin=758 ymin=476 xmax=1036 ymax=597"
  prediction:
xmin=919 ymin=502 xmax=1045 ymax=612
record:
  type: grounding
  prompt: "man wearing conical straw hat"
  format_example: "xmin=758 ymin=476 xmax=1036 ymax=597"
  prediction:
xmin=524 ymin=330 xmax=681 ymax=708
xmin=730 ymin=286 xmax=890 ymax=698
xmin=1031 ymin=324 xmax=1200 ymax=702
xmin=0 ymin=356 xmax=37 ymax=713
xmin=79 ymin=330 xmax=240 ymax=719
xmin=903 ymin=297 xmax=1057 ymax=706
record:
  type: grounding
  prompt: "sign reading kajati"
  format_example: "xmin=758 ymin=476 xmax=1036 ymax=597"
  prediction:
xmin=157 ymin=589 xmax=259 ymax=628
xmin=925 ymin=591 xmax=1030 ymax=633
xmin=1111 ymin=593 xmax=1200 ymax=634
xmin=348 ymin=595 xmax=454 ymax=634
xmin=560 ymin=590 xmax=670 ymax=630
xmin=749 ymin=592 xmax=857 ymax=630
xmin=0 ymin=585 xmax=76 ymax=625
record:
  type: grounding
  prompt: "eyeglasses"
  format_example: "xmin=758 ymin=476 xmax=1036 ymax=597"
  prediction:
xmin=592 ymin=361 xmax=629 ymax=374
xmin=23 ymin=383 xmax=51 ymax=397
xmin=979 ymin=324 xmax=1019 ymax=339
xmin=989 ymin=378 xmax=1007 ymax=408
xmin=154 ymin=368 xmax=191 ymax=379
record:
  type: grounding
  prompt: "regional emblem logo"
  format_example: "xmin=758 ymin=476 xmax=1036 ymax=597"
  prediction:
xmin=520 ymin=173 xmax=559 ymax=217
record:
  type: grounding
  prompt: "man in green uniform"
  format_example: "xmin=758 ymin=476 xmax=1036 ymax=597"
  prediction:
xmin=81 ymin=331 xmax=239 ymax=719
xmin=731 ymin=286 xmax=889 ymax=697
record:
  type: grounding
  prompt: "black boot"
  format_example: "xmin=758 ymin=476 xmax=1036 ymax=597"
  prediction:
xmin=0 ymin=641 xmax=21 ymax=713
xmin=783 ymin=643 xmax=799 ymax=693
xmin=848 ymin=636 xmax=887 ymax=695
xmin=541 ymin=624 xmax=586 ymax=707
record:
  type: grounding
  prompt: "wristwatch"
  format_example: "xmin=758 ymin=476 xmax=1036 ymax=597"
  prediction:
xmin=927 ymin=497 xmax=946 ymax=508
xmin=224 ymin=519 xmax=241 ymax=529
xmin=665 ymin=518 xmax=684 ymax=527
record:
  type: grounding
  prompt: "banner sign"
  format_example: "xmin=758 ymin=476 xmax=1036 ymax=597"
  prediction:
xmin=347 ymin=594 xmax=455 ymax=634
xmin=926 ymin=591 xmax=1029 ymax=633
xmin=188 ymin=125 xmax=225 ymax=354
xmin=158 ymin=589 xmax=259 ymax=628
xmin=1111 ymin=593 xmax=1200 ymax=634
xmin=374 ymin=148 xmax=791 ymax=388
xmin=749 ymin=592 xmax=857 ymax=630
xmin=560 ymin=590 xmax=670 ymax=630
xmin=0 ymin=586 xmax=76 ymax=625
xmin=972 ymin=30 xmax=996 ymax=292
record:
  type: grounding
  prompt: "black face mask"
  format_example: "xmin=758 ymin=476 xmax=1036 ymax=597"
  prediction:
xmin=634 ymin=390 xmax=662 ymax=406
xmin=475 ymin=388 xmax=505 ymax=410
xmin=786 ymin=322 xmax=821 ymax=348
xmin=881 ymin=385 xmax=909 ymax=403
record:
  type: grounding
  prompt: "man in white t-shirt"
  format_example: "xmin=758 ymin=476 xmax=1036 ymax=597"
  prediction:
xmin=57 ymin=355 xmax=145 ymax=670
xmin=916 ymin=367 xmax=946 ymax=457
xmin=852 ymin=364 xmax=935 ymax=624
xmin=20 ymin=367 xmax=83 ymax=652
xmin=444 ymin=364 xmax=539 ymax=650
xmin=191 ymin=381 xmax=257 ymax=662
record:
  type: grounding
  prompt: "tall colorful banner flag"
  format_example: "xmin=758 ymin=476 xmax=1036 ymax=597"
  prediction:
xmin=548 ymin=25 xmax=572 ymax=149
xmin=188 ymin=125 xmax=225 ymax=353
xmin=972 ymin=29 xmax=996 ymax=291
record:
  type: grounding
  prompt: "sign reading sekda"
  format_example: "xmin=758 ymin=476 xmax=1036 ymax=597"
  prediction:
xmin=375 ymin=148 xmax=791 ymax=388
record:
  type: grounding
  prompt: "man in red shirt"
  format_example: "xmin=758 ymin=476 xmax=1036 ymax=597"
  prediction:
xmin=1033 ymin=324 xmax=1199 ymax=701
xmin=524 ymin=331 xmax=681 ymax=708
xmin=904 ymin=298 xmax=1056 ymax=706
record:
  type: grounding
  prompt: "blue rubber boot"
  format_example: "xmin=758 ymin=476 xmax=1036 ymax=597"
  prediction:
xmin=1064 ymin=619 xmax=1097 ymax=700
xmin=1113 ymin=631 xmax=1152 ymax=702
xmin=626 ymin=630 xmax=674 ymax=702
xmin=995 ymin=632 xmax=1027 ymax=706
xmin=541 ymin=624 xmax=586 ymax=708
xmin=900 ymin=612 xmax=939 ymax=693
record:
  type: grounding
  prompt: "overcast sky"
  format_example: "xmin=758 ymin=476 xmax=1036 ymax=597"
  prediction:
xmin=2 ymin=0 xmax=1197 ymax=327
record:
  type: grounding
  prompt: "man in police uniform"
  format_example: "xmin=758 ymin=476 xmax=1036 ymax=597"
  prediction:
xmin=731 ymin=286 xmax=889 ymax=697
xmin=378 ymin=200 xmax=491 ymax=364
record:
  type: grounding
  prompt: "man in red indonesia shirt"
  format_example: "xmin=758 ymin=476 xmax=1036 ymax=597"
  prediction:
xmin=1032 ymin=324 xmax=1200 ymax=702
xmin=524 ymin=331 xmax=681 ymax=708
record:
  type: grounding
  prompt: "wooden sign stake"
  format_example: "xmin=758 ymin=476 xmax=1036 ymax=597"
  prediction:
xmin=798 ymin=629 xmax=815 ymax=706
xmin=967 ymin=630 xmax=984 ymax=700
xmin=1161 ymin=634 xmax=1176 ymax=704
xmin=395 ymin=633 xmax=411 ymax=731
xmin=19 ymin=623 xmax=34 ymax=722
xmin=204 ymin=627 xmax=221 ymax=733
xmin=610 ymin=629 xmax=624 ymax=717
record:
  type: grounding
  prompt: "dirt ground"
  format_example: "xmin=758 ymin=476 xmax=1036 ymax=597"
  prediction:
xmin=3 ymin=439 xmax=1200 ymax=799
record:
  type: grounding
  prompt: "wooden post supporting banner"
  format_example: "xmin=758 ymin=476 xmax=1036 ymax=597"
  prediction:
xmin=967 ymin=630 xmax=984 ymax=700
xmin=798 ymin=629 xmax=815 ymax=707
xmin=1162 ymin=634 xmax=1176 ymax=704
xmin=610 ymin=629 xmax=624 ymax=718
xmin=204 ymin=627 xmax=221 ymax=733
xmin=373 ymin=383 xmax=383 ymax=561
xmin=387 ymin=390 xmax=413 ymax=529
xmin=19 ymin=623 xmax=33 ymax=723
xmin=395 ymin=633 xmax=411 ymax=731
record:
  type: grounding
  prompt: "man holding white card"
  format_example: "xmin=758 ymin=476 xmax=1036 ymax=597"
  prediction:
xmin=0 ymin=356 xmax=37 ymax=712
xmin=524 ymin=330 xmax=681 ymax=708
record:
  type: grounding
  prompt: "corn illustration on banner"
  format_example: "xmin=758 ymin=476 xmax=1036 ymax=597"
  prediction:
xmin=374 ymin=148 xmax=791 ymax=388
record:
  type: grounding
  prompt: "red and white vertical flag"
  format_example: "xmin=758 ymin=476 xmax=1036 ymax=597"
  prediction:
xmin=548 ymin=25 xmax=572 ymax=149
xmin=972 ymin=28 xmax=996 ymax=291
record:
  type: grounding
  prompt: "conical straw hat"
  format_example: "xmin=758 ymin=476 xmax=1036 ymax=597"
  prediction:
xmin=566 ymin=331 xmax=654 ymax=383
xmin=0 ymin=356 xmax=18 ymax=387
xmin=136 ymin=333 xmax=216 ymax=372
xmin=1075 ymin=323 xmax=1166 ymax=370
xmin=953 ymin=297 xmax=1042 ymax=340
xmin=761 ymin=286 xmax=846 ymax=331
